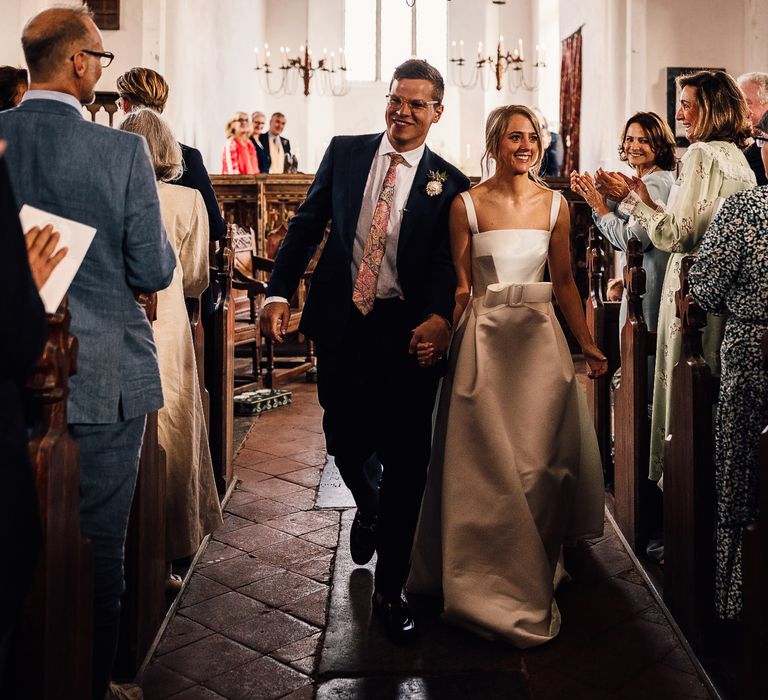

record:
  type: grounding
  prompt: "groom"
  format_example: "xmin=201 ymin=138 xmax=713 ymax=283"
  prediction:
xmin=261 ymin=59 xmax=468 ymax=640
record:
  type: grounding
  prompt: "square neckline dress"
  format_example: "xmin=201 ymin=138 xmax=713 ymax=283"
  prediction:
xmin=408 ymin=188 xmax=605 ymax=648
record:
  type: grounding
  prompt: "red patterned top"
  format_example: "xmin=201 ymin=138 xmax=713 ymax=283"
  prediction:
xmin=221 ymin=137 xmax=259 ymax=174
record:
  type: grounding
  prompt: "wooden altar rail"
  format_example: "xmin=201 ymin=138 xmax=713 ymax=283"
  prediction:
xmin=19 ymin=298 xmax=93 ymax=700
xmin=743 ymin=330 xmax=768 ymax=700
xmin=585 ymin=225 xmax=621 ymax=478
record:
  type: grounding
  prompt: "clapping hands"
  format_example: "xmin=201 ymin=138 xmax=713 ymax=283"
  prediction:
xmin=569 ymin=170 xmax=609 ymax=215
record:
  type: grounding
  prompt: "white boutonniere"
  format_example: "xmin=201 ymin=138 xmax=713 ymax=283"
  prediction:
xmin=425 ymin=170 xmax=448 ymax=197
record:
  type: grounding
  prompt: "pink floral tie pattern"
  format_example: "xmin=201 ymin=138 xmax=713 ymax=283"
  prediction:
xmin=352 ymin=153 xmax=406 ymax=315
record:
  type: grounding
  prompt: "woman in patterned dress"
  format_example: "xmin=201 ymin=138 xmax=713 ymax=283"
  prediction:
xmin=688 ymin=125 xmax=768 ymax=620
xmin=627 ymin=70 xmax=755 ymax=487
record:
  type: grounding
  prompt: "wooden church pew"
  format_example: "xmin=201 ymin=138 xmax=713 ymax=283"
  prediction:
xmin=613 ymin=237 xmax=654 ymax=552
xmin=585 ymin=225 xmax=621 ymax=479
xmin=742 ymin=330 xmax=768 ymax=700
xmin=208 ymin=229 xmax=236 ymax=492
xmin=21 ymin=298 xmax=93 ymax=700
xmin=662 ymin=256 xmax=717 ymax=653
xmin=116 ymin=292 xmax=167 ymax=675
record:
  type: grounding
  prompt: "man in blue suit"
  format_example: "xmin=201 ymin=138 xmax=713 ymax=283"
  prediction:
xmin=0 ymin=7 xmax=175 ymax=699
xmin=261 ymin=59 xmax=469 ymax=641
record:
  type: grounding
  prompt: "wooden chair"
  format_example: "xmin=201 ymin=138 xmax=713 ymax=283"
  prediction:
xmin=230 ymin=223 xmax=265 ymax=392
xmin=231 ymin=221 xmax=316 ymax=389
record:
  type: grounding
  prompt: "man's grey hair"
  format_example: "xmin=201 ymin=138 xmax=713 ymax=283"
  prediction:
xmin=737 ymin=72 xmax=768 ymax=103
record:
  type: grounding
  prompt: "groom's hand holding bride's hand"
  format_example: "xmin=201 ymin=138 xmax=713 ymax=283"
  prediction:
xmin=409 ymin=314 xmax=450 ymax=368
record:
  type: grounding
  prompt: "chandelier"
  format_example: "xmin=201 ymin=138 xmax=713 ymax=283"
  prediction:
xmin=449 ymin=36 xmax=545 ymax=92
xmin=254 ymin=42 xmax=349 ymax=97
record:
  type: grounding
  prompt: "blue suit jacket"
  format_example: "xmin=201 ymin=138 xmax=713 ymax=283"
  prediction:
xmin=266 ymin=133 xmax=469 ymax=346
xmin=250 ymin=136 xmax=271 ymax=174
xmin=0 ymin=98 xmax=176 ymax=424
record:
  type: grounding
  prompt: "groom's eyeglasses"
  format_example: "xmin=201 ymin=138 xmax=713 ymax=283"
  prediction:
xmin=386 ymin=94 xmax=440 ymax=113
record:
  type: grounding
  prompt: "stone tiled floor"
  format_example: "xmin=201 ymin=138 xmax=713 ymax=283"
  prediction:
xmin=140 ymin=380 xmax=713 ymax=700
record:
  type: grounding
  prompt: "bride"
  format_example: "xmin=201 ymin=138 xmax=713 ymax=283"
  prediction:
xmin=408 ymin=105 xmax=607 ymax=647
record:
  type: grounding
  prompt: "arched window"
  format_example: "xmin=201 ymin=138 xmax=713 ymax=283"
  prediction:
xmin=344 ymin=0 xmax=447 ymax=82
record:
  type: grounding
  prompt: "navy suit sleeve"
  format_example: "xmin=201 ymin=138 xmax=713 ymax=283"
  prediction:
xmin=123 ymin=138 xmax=176 ymax=292
xmin=178 ymin=145 xmax=227 ymax=241
xmin=266 ymin=138 xmax=335 ymax=299
xmin=0 ymin=157 xmax=46 ymax=378
xmin=426 ymin=167 xmax=469 ymax=323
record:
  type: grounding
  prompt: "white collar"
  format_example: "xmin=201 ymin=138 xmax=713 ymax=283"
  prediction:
xmin=21 ymin=89 xmax=84 ymax=116
xmin=377 ymin=133 xmax=425 ymax=167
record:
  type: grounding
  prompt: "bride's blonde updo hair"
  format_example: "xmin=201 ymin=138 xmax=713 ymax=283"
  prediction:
xmin=482 ymin=105 xmax=545 ymax=181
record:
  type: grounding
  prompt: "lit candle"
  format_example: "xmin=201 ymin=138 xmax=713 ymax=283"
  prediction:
xmin=477 ymin=41 xmax=483 ymax=60
xmin=518 ymin=38 xmax=524 ymax=61
xmin=513 ymin=48 xmax=519 ymax=61
xmin=451 ymin=40 xmax=456 ymax=59
xmin=499 ymin=35 xmax=504 ymax=54
xmin=330 ymin=51 xmax=335 ymax=70
xmin=535 ymin=44 xmax=540 ymax=64
xmin=280 ymin=46 xmax=286 ymax=67
xmin=254 ymin=46 xmax=259 ymax=68
xmin=339 ymin=47 xmax=346 ymax=69
xmin=459 ymin=39 xmax=464 ymax=59
xmin=300 ymin=44 xmax=305 ymax=55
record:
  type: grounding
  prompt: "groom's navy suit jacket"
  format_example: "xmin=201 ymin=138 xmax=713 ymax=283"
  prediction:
xmin=266 ymin=132 xmax=469 ymax=347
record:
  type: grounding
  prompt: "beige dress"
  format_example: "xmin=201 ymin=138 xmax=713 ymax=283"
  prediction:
xmin=156 ymin=181 xmax=223 ymax=560
xmin=408 ymin=190 xmax=604 ymax=648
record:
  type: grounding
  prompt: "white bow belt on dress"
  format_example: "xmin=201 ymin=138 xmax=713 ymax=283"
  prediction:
xmin=474 ymin=282 xmax=552 ymax=315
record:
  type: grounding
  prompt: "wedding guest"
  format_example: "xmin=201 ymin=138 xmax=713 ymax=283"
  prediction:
xmin=627 ymin=70 xmax=755 ymax=488
xmin=0 ymin=67 xmax=28 ymax=111
xmin=737 ymin=72 xmax=768 ymax=186
xmin=249 ymin=110 xmax=270 ymax=173
xmin=259 ymin=111 xmax=291 ymax=173
xmin=689 ymin=185 xmax=768 ymax=621
xmin=0 ymin=8 xmax=176 ymax=698
xmin=571 ymin=111 xmax=675 ymax=334
xmin=117 ymin=66 xmax=226 ymax=242
xmin=120 ymin=109 xmax=222 ymax=576
xmin=222 ymin=111 xmax=259 ymax=174
xmin=409 ymin=105 xmax=606 ymax=647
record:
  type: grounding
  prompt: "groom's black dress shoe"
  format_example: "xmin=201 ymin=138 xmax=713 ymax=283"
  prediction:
xmin=372 ymin=593 xmax=416 ymax=642
xmin=350 ymin=512 xmax=376 ymax=565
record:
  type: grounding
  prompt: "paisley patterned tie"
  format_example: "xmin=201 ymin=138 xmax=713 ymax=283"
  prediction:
xmin=352 ymin=153 xmax=406 ymax=315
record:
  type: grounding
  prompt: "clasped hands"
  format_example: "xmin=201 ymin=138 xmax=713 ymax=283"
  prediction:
xmin=569 ymin=168 xmax=654 ymax=211
xmin=411 ymin=314 xmax=451 ymax=368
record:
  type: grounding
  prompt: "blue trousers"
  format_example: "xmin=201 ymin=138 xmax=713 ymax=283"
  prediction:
xmin=71 ymin=415 xmax=146 ymax=700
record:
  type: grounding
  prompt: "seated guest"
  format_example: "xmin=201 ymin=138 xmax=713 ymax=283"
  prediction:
xmin=737 ymin=72 xmax=768 ymax=186
xmin=0 ymin=143 xmax=65 ymax=696
xmin=222 ymin=111 xmax=259 ymax=174
xmin=120 ymin=109 xmax=223 ymax=573
xmin=532 ymin=107 xmax=563 ymax=177
xmin=0 ymin=7 xmax=176 ymax=699
xmin=0 ymin=67 xmax=28 ymax=111
xmin=571 ymin=111 xmax=675 ymax=334
xmin=249 ymin=110 xmax=270 ymax=173
xmin=259 ymin=111 xmax=291 ymax=173
xmin=689 ymin=179 xmax=768 ymax=621
xmin=116 ymin=67 xmax=226 ymax=243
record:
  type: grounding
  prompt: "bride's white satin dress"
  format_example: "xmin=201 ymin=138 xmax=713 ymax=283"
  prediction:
xmin=408 ymin=189 xmax=605 ymax=648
